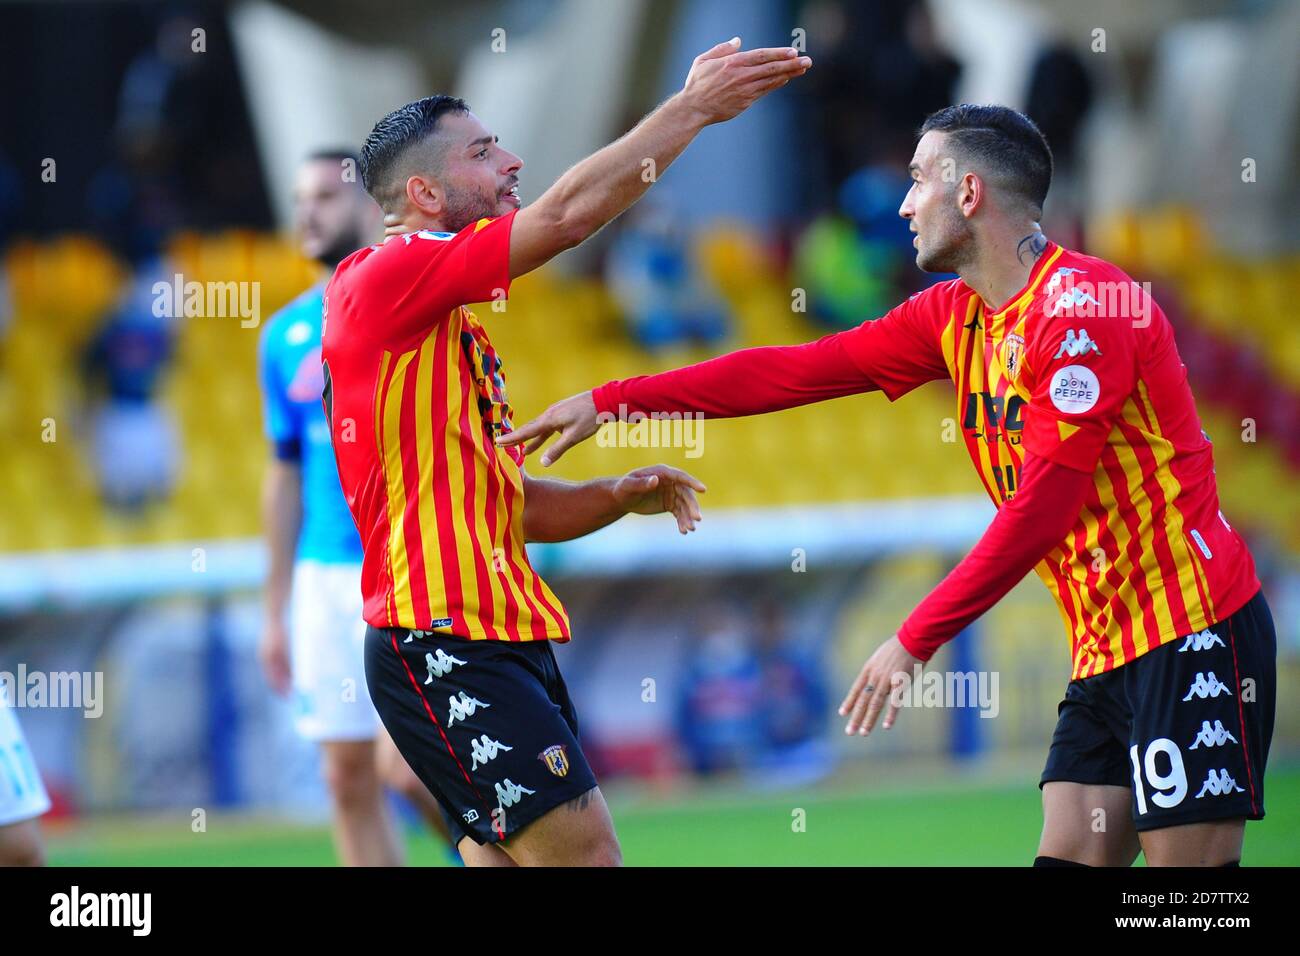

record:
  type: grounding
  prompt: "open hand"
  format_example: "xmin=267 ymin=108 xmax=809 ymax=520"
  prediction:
xmin=496 ymin=390 xmax=600 ymax=467
xmin=612 ymin=465 xmax=705 ymax=534
xmin=678 ymin=37 xmax=812 ymax=126
xmin=839 ymin=635 xmax=923 ymax=736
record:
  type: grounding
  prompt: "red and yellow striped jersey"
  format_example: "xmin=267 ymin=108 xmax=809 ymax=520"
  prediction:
xmin=841 ymin=242 xmax=1259 ymax=678
xmin=320 ymin=211 xmax=571 ymax=641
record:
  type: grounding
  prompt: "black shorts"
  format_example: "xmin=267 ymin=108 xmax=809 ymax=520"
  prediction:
xmin=1040 ymin=588 xmax=1275 ymax=832
xmin=364 ymin=626 xmax=599 ymax=846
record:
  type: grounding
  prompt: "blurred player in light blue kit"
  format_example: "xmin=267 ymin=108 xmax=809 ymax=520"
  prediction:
xmin=0 ymin=685 xmax=50 ymax=866
xmin=258 ymin=150 xmax=450 ymax=864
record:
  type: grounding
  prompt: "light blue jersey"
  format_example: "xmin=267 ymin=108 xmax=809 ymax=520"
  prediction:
xmin=257 ymin=283 xmax=363 ymax=564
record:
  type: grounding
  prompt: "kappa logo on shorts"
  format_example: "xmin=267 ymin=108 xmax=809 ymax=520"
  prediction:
xmin=1189 ymin=719 xmax=1238 ymax=750
xmin=469 ymin=734 xmax=513 ymax=771
xmin=1182 ymin=671 xmax=1233 ymax=701
xmin=462 ymin=809 xmax=479 ymax=824
xmin=494 ymin=778 xmax=536 ymax=810
xmin=539 ymin=744 xmax=570 ymax=778
xmin=1178 ymin=628 xmax=1225 ymax=652
xmin=447 ymin=691 xmax=489 ymax=727
xmin=423 ymin=648 xmax=467 ymax=684
xmin=404 ymin=620 xmax=455 ymax=642
xmin=1195 ymin=768 xmax=1245 ymax=798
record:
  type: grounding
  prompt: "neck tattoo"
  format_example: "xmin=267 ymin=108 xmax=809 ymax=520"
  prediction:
xmin=1016 ymin=232 xmax=1048 ymax=265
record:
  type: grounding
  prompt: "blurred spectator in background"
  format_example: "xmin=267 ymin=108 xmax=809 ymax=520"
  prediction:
xmin=797 ymin=0 xmax=961 ymax=206
xmin=677 ymin=602 xmax=762 ymax=774
xmin=1024 ymin=42 xmax=1095 ymax=248
xmin=792 ymin=0 xmax=961 ymax=328
xmin=605 ymin=201 xmax=730 ymax=349
xmin=749 ymin=599 xmax=834 ymax=786
xmin=0 ymin=149 xmax=19 ymax=343
xmin=676 ymin=597 xmax=834 ymax=783
xmin=80 ymin=260 xmax=178 ymax=511
xmin=87 ymin=10 xmax=270 ymax=262
xmin=793 ymin=166 xmax=922 ymax=329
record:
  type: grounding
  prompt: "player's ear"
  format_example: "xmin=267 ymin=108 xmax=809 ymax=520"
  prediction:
xmin=958 ymin=172 xmax=982 ymax=219
xmin=405 ymin=173 xmax=443 ymax=218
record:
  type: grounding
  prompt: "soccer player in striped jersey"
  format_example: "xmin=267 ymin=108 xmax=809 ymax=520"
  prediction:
xmin=321 ymin=40 xmax=812 ymax=866
xmin=502 ymin=105 xmax=1277 ymax=867
xmin=259 ymin=151 xmax=456 ymax=865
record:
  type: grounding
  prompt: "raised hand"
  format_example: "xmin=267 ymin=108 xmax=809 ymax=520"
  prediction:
xmin=678 ymin=37 xmax=812 ymax=126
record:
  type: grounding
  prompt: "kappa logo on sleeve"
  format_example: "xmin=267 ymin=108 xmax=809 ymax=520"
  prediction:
xmin=1043 ymin=266 xmax=1086 ymax=297
xmin=1053 ymin=328 xmax=1102 ymax=359
xmin=1047 ymin=289 xmax=1103 ymax=317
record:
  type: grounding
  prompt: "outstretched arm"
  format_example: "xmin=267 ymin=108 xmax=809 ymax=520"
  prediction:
xmin=522 ymin=465 xmax=706 ymax=543
xmin=509 ymin=39 xmax=811 ymax=278
xmin=500 ymin=329 xmax=880 ymax=465
xmin=839 ymin=451 xmax=1094 ymax=735
xmin=498 ymin=289 xmax=950 ymax=466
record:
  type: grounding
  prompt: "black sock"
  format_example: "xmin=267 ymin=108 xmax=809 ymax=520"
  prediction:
xmin=1033 ymin=855 xmax=1090 ymax=867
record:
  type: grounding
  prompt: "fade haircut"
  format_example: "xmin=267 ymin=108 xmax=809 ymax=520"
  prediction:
xmin=918 ymin=105 xmax=1054 ymax=218
xmin=360 ymin=95 xmax=470 ymax=209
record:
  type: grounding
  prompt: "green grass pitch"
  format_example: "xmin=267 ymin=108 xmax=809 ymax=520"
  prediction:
xmin=44 ymin=764 xmax=1299 ymax=866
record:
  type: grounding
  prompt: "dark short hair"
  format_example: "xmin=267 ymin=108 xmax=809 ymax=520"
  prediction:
xmin=360 ymin=95 xmax=470 ymax=205
xmin=918 ymin=105 xmax=1054 ymax=217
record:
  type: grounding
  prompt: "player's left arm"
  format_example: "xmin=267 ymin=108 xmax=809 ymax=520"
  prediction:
xmin=839 ymin=451 xmax=1094 ymax=736
xmin=521 ymin=465 xmax=705 ymax=543
xmin=841 ymin=298 xmax=1141 ymax=735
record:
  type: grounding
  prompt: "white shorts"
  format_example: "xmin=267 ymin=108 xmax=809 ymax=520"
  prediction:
xmin=289 ymin=561 xmax=380 ymax=742
xmin=0 ymin=692 xmax=52 ymax=827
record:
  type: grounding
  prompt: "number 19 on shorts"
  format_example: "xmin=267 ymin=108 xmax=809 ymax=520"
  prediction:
xmin=1130 ymin=738 xmax=1188 ymax=814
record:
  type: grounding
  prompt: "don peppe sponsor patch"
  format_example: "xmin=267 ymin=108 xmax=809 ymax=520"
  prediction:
xmin=1050 ymin=364 xmax=1100 ymax=414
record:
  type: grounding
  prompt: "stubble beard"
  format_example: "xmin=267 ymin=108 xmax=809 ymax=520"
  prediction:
xmin=916 ymin=203 xmax=976 ymax=274
xmin=441 ymin=181 xmax=500 ymax=234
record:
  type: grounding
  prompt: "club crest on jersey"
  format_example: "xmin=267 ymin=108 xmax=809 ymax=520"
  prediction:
xmin=1053 ymin=328 xmax=1101 ymax=359
xmin=1003 ymin=333 xmax=1025 ymax=377
xmin=539 ymin=744 xmax=570 ymax=778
